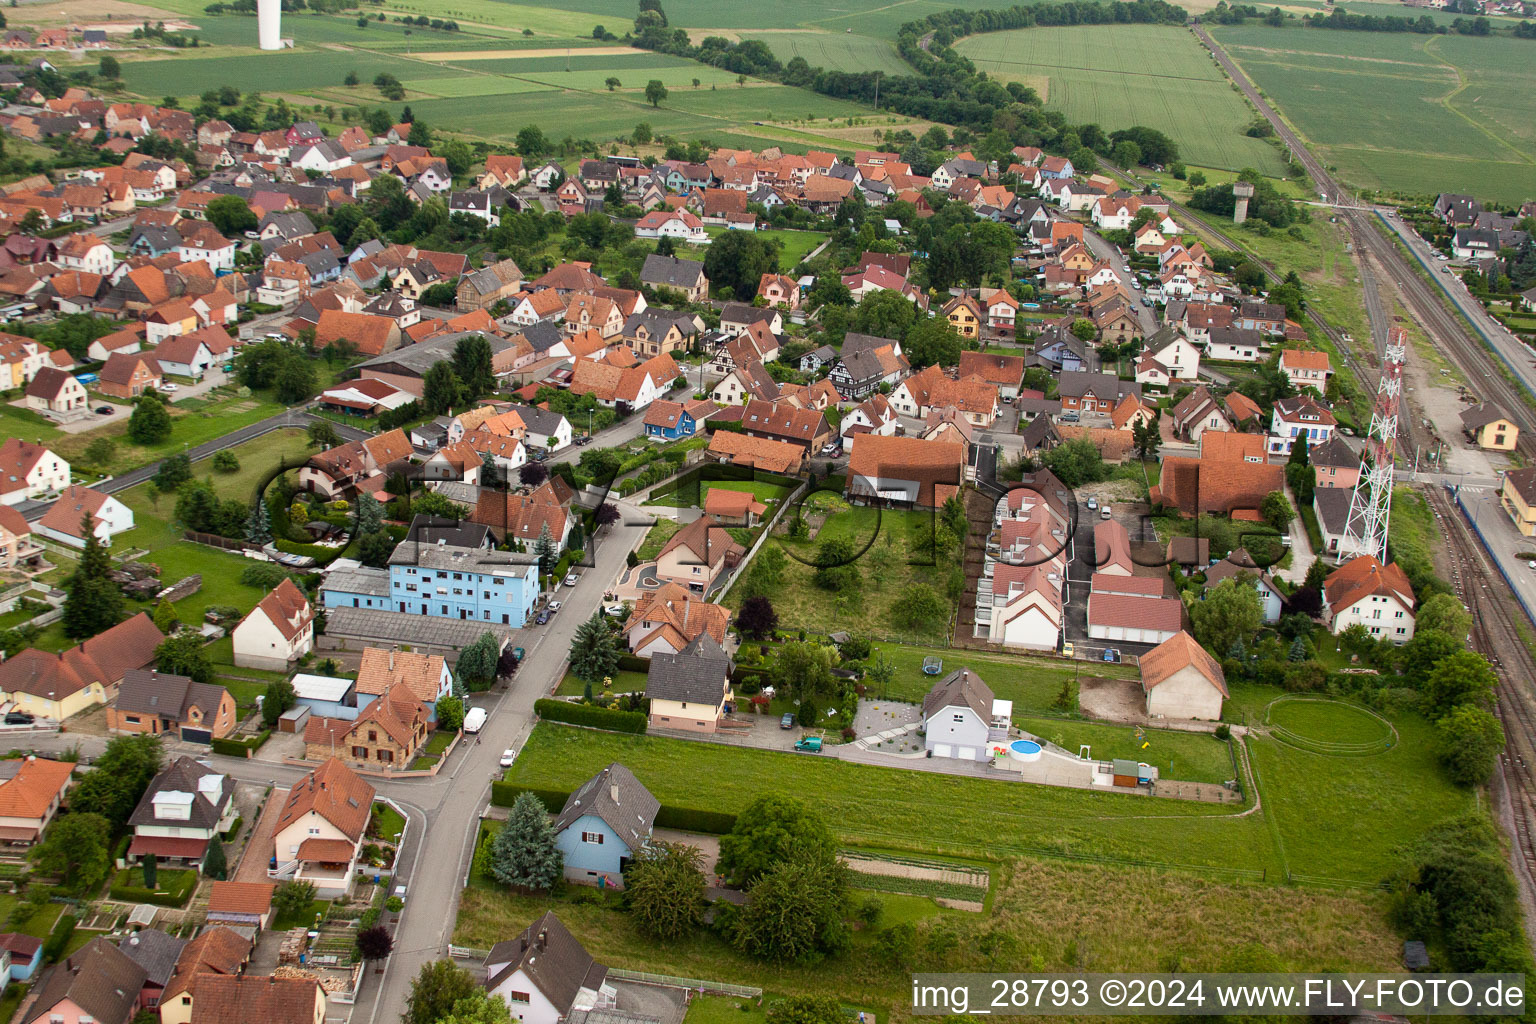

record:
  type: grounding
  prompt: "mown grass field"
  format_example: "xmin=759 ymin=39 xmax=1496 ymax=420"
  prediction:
xmin=954 ymin=24 xmax=1289 ymax=175
xmin=737 ymin=31 xmax=909 ymax=74
xmin=862 ymin=641 xmax=1138 ymax=711
xmin=1214 ymin=25 xmax=1536 ymax=201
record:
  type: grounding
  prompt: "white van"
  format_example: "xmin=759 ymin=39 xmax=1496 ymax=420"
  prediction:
xmin=463 ymin=707 xmax=488 ymax=734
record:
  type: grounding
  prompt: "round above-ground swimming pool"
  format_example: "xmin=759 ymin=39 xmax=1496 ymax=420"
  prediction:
xmin=1009 ymin=739 xmax=1042 ymax=763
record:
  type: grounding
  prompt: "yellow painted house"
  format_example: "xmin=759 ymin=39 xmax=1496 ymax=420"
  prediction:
xmin=1502 ymin=467 xmax=1536 ymax=537
xmin=1460 ymin=403 xmax=1519 ymax=452
xmin=943 ymin=294 xmax=982 ymax=339
xmin=0 ymin=612 xmax=162 ymax=721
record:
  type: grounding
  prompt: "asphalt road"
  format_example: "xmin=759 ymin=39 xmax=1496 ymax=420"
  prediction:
xmin=1080 ymin=228 xmax=1157 ymax=335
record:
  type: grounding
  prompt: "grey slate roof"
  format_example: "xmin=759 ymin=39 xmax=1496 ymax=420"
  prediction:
xmin=484 ymin=912 xmax=608 ymax=1014
xmin=645 ymin=633 xmax=731 ymax=706
xmin=260 ymin=211 xmax=315 ymax=240
xmin=719 ymin=302 xmax=776 ymax=327
xmin=841 ymin=332 xmax=899 ymax=356
xmin=1308 ymin=435 xmax=1360 ymax=469
xmin=117 ymin=929 xmax=185 ymax=988
xmin=1056 ymin=370 xmax=1139 ymax=401
xmin=324 ymin=565 xmax=391 ymax=598
xmin=1459 ymin=403 xmax=1510 ymax=431
xmin=516 ymin=404 xmax=568 ymax=438
xmin=639 ymin=254 xmax=705 ymax=290
xmin=127 ymin=755 xmax=231 ymax=831
xmin=26 ymin=938 xmax=147 ymax=1024
xmin=552 ymin=762 xmax=659 ymax=850
xmin=401 ymin=515 xmax=493 ymax=550
xmin=922 ymin=668 xmax=995 ymax=722
xmin=623 ymin=308 xmax=698 ymax=339
xmin=115 ymin=669 xmax=230 ymax=725
xmin=1313 ymin=486 xmax=1352 ymax=537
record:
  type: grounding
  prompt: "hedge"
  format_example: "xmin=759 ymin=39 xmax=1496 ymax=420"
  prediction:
xmin=533 ymin=699 xmax=646 ymax=734
xmin=41 ymin=913 xmax=76 ymax=963
xmin=617 ymin=653 xmax=650 ymax=673
xmin=489 ymin=781 xmax=737 ymax=833
xmin=210 ymin=731 xmax=271 ymax=757
xmin=109 ymin=867 xmax=198 ymax=908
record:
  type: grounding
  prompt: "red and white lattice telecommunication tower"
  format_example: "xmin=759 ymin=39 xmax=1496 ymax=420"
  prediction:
xmin=1338 ymin=326 xmax=1407 ymax=563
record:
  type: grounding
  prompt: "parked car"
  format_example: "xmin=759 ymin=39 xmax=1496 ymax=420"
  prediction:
xmin=159 ymin=382 xmax=179 ymax=392
xmin=794 ymin=736 xmax=823 ymax=752
xmin=535 ymin=609 xmax=551 ymax=625
xmin=548 ymin=600 xmax=562 ymax=613
xmin=1086 ymin=498 xmax=1097 ymax=511
xmin=563 ymin=572 xmax=581 ymax=587
xmin=1100 ymin=505 xmax=1112 ymax=520
xmin=575 ymin=436 xmax=594 ymax=446
xmin=780 ymin=712 xmax=796 ymax=729
xmin=819 ymin=443 xmax=841 ymax=456
xmin=499 ymin=748 xmax=517 ymax=768
xmin=3 ymin=711 xmax=34 ymax=725
xmin=95 ymin=406 xmax=112 ymax=415
xmin=1102 ymin=648 xmax=1121 ymax=663
xmin=1061 ymin=641 xmax=1075 ymax=658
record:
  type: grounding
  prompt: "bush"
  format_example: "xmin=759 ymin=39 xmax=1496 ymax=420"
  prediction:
xmin=617 ymin=653 xmax=650 ymax=673
xmin=41 ymin=913 xmax=76 ymax=963
xmin=210 ymin=731 xmax=270 ymax=757
xmin=533 ymin=698 xmax=646 ymax=734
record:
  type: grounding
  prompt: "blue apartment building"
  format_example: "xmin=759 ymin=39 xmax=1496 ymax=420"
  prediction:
xmin=322 ymin=537 xmax=539 ymax=627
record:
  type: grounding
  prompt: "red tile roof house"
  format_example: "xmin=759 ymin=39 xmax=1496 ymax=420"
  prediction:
xmin=36 ymin=484 xmax=135 ymax=549
xmin=24 ymin=365 xmax=87 ymax=417
xmin=0 ymin=437 xmax=70 ymax=505
xmin=231 ymin=578 xmax=314 ymax=671
xmin=0 ymin=757 xmax=75 ymax=845
xmin=846 ymin=435 xmax=967 ymax=510
xmin=654 ymin=515 xmax=745 ymax=594
xmin=206 ymin=881 xmax=276 ymax=932
xmin=0 ymin=613 xmax=163 ymax=722
xmin=96 ymin=351 xmax=162 ymax=400
xmin=1086 ymin=574 xmax=1185 ymax=646
xmin=270 ymin=758 xmax=376 ymax=898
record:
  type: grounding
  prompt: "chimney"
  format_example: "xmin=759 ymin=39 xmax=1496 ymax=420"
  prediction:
xmin=389 ymin=651 xmax=394 ymax=671
xmin=536 ymin=929 xmax=547 ymax=951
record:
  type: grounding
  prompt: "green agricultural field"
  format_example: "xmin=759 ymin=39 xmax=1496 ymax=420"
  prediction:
xmin=1214 ymin=25 xmax=1536 ymax=201
xmin=955 ymin=24 xmax=1289 ymax=175
xmin=119 ymin=49 xmax=463 ymax=99
xmin=738 ymin=31 xmax=909 ymax=74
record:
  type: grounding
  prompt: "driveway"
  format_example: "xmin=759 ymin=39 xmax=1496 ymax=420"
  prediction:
xmin=165 ymin=367 xmax=233 ymax=402
xmin=232 ymin=786 xmax=288 ymax=883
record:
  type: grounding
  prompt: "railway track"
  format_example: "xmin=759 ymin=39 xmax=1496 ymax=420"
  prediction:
xmin=1427 ymin=487 xmax=1536 ymax=887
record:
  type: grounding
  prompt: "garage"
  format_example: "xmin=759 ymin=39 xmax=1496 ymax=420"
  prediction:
xmin=933 ymin=743 xmax=952 ymax=758
xmin=957 ymin=747 xmax=976 ymax=760
xmin=180 ymin=726 xmax=212 ymax=744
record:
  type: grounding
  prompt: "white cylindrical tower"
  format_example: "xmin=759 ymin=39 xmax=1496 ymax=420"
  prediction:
xmin=257 ymin=0 xmax=282 ymax=50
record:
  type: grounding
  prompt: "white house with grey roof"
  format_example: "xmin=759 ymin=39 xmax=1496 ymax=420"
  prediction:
xmin=126 ymin=755 xmax=237 ymax=869
xmin=484 ymin=911 xmax=618 ymax=1024
xmin=644 ymin=633 xmax=732 ymax=733
xmin=550 ymin=763 xmax=659 ymax=887
xmin=517 ymin=404 xmax=573 ymax=451
xmin=921 ymin=668 xmax=1011 ymax=761
xmin=639 ymin=254 xmax=709 ymax=302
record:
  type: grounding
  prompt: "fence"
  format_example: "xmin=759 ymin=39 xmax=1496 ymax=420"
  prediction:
xmin=183 ymin=530 xmax=257 ymax=553
xmin=448 ymin=944 xmax=490 ymax=960
xmin=606 ymin=968 xmax=761 ymax=998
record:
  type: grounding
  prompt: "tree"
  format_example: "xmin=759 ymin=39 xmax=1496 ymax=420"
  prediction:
xmin=1304 ymin=557 xmax=1329 ymax=590
xmin=1191 ymin=577 xmax=1262 ymax=655
xmin=274 ymin=357 xmax=316 ymax=404
xmin=1288 ymin=431 xmax=1310 ymax=466
xmin=850 ymin=289 xmax=916 ymax=341
xmin=703 ymin=230 xmax=780 ymax=302
xmin=813 ymin=537 xmax=859 ymax=592
xmin=212 ymin=449 xmax=239 ymax=472
xmin=204 ymin=835 xmax=227 ymax=880
xmin=62 ymin=511 xmax=124 ymax=640
xmin=422 ymin=362 xmax=463 ymax=415
xmin=736 ymin=596 xmax=777 ymax=640
xmin=65 ymin=734 xmax=162 ymax=831
xmin=1401 ymin=630 xmax=1462 ymax=688
xmin=644 ymin=80 xmax=668 ymax=107
xmin=99 ymin=54 xmax=121 ymax=78
xmin=273 ymin=880 xmax=317 ymax=922
xmin=890 ymin=585 xmax=947 ymax=629
xmin=533 ymin=523 xmax=557 ymax=578
xmin=1040 ymin=437 xmax=1107 ymax=488
xmin=903 ymin=317 xmax=962 ymax=369
xmin=262 ymin=679 xmax=297 ymax=728
xmin=452 ymin=334 xmax=496 ymax=401
xmin=766 ymin=998 xmax=847 ymax=1024
xmin=1132 ymin=417 xmax=1160 ymax=460
xmin=457 ymin=631 xmax=501 ymax=688
xmin=632 ymin=122 xmax=652 ymax=144
xmin=733 ymin=847 xmax=851 ymax=962
xmin=129 ymin=392 xmax=173 ymax=444
xmin=437 ymin=993 xmax=513 ymax=1024
xmin=153 ymin=452 xmax=191 ymax=491
xmin=1261 ymin=490 xmax=1293 ymax=532
xmin=407 ymin=120 xmax=433 ymax=148
xmin=1423 ymin=650 xmax=1498 ymax=718
xmin=625 ymin=841 xmax=706 ymax=940
xmin=142 ymin=852 xmax=158 ymax=888
xmin=519 ymin=461 xmax=548 ymax=487
xmin=85 ymin=436 xmax=117 ymax=468
xmin=605 ymin=76 xmax=621 ymax=91
xmin=568 ymin=611 xmax=621 ymax=683
xmin=1070 ymin=318 xmax=1098 ymax=342
xmin=718 ymin=793 xmax=837 ymax=885
xmin=307 ymin=419 xmax=341 ymax=448
xmin=31 ymin=812 xmax=110 ymax=891
xmin=1435 ymin=704 xmax=1505 ymax=786
xmin=156 ymin=633 xmax=214 ymax=682
xmin=359 ymin=530 xmax=396 ymax=568
xmin=357 ymin=924 xmax=393 ymax=960
xmin=595 ymin=502 xmax=620 ymax=528
xmin=356 ymin=491 xmax=384 ymax=536
xmin=435 ymin=695 xmax=466 ymax=732
xmin=490 ymin=792 xmax=563 ymax=891
xmin=517 ymin=125 xmax=550 ymax=158
xmin=406 ymin=961 xmax=480 ymax=1024
xmin=1418 ymin=593 xmax=1472 ymax=640
xmin=206 ymin=194 xmax=257 ymax=237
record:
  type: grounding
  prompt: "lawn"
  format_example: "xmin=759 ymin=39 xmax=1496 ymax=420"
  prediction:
xmin=0 ymin=894 xmax=64 ymax=939
xmin=863 ymin=641 xmax=1137 ymax=712
xmin=556 ymin=668 xmax=647 ymax=696
xmin=1267 ymin=698 xmax=1394 ymax=747
xmin=272 ymin=898 xmax=330 ymax=931
xmin=370 ymin=802 xmax=406 ymax=844
xmin=723 ymin=506 xmax=957 ymax=645
xmin=696 ymin=228 xmax=827 ymax=271
xmin=646 ymin=479 xmax=795 ymax=510
xmin=635 ymin=519 xmax=682 ymax=561
xmin=954 ymin=24 xmax=1289 ymax=175
xmin=1214 ymin=25 xmax=1536 ymax=201
xmin=505 ymin=723 xmax=1275 ymax=873
xmin=1016 ymin=716 xmax=1236 ymax=786
xmin=454 ymin=850 xmax=1399 ymax=1022
xmin=44 ymin=387 xmax=289 ymax=475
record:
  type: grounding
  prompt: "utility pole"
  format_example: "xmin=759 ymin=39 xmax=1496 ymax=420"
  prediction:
xmin=873 ymin=72 xmax=880 ymax=112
